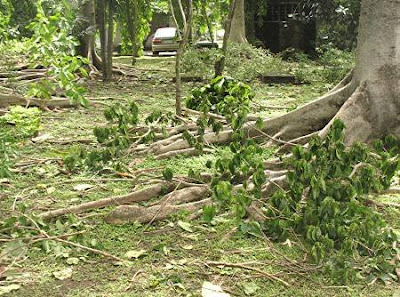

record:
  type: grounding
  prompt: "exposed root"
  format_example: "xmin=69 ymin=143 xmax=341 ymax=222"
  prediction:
xmin=263 ymin=159 xmax=287 ymax=171
xmin=258 ymin=81 xmax=355 ymax=142
xmin=278 ymin=132 xmax=319 ymax=153
xmin=105 ymin=198 xmax=212 ymax=224
xmin=262 ymin=175 xmax=288 ymax=198
xmin=318 ymin=85 xmax=373 ymax=145
xmin=153 ymin=186 xmax=211 ymax=206
xmin=39 ymin=182 xmax=180 ymax=219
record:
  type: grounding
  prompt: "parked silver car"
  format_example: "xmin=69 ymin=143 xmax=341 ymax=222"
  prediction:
xmin=152 ymin=27 xmax=180 ymax=55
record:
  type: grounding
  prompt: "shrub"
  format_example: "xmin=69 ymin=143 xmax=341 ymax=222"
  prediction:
xmin=182 ymin=43 xmax=286 ymax=82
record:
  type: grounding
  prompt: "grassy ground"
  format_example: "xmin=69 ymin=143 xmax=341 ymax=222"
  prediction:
xmin=1 ymin=54 xmax=400 ymax=297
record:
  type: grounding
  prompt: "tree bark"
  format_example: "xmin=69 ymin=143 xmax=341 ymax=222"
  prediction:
xmin=76 ymin=0 xmax=97 ymax=63
xmin=228 ymin=0 xmax=247 ymax=43
xmin=318 ymin=0 xmax=400 ymax=145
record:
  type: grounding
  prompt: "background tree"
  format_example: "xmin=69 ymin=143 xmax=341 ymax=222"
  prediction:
xmin=214 ymin=0 xmax=237 ymax=76
xmin=98 ymin=0 xmax=114 ymax=81
xmin=228 ymin=0 xmax=246 ymax=43
xmin=75 ymin=0 xmax=97 ymax=65
xmin=117 ymin=0 xmax=152 ymax=65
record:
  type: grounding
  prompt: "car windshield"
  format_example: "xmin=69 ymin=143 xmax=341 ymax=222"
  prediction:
xmin=155 ymin=27 xmax=177 ymax=38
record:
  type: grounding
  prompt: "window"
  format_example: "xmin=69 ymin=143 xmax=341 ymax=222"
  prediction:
xmin=155 ymin=27 xmax=177 ymax=38
xmin=267 ymin=1 xmax=300 ymax=23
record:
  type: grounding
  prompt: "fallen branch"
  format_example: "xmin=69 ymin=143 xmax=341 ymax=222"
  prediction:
xmin=205 ymin=260 xmax=289 ymax=287
xmin=53 ymin=238 xmax=124 ymax=262
xmin=46 ymin=138 xmax=94 ymax=145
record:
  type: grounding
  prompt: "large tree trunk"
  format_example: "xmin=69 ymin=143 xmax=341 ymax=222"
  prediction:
xmin=329 ymin=0 xmax=400 ymax=144
xmin=126 ymin=0 xmax=139 ymax=65
xmin=76 ymin=0 xmax=104 ymax=70
xmin=228 ymin=0 xmax=247 ymax=43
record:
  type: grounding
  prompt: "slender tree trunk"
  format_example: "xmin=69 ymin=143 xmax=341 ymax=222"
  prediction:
xmin=125 ymin=0 xmax=135 ymax=64
xmin=105 ymin=0 xmax=114 ymax=81
xmin=229 ymin=0 xmax=247 ymax=43
xmin=169 ymin=0 xmax=193 ymax=116
xmin=98 ymin=0 xmax=107 ymax=80
xmin=132 ymin=0 xmax=139 ymax=58
xmin=214 ymin=0 xmax=237 ymax=77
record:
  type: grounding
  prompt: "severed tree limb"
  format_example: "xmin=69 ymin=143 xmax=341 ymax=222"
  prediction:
xmin=205 ymin=260 xmax=289 ymax=287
